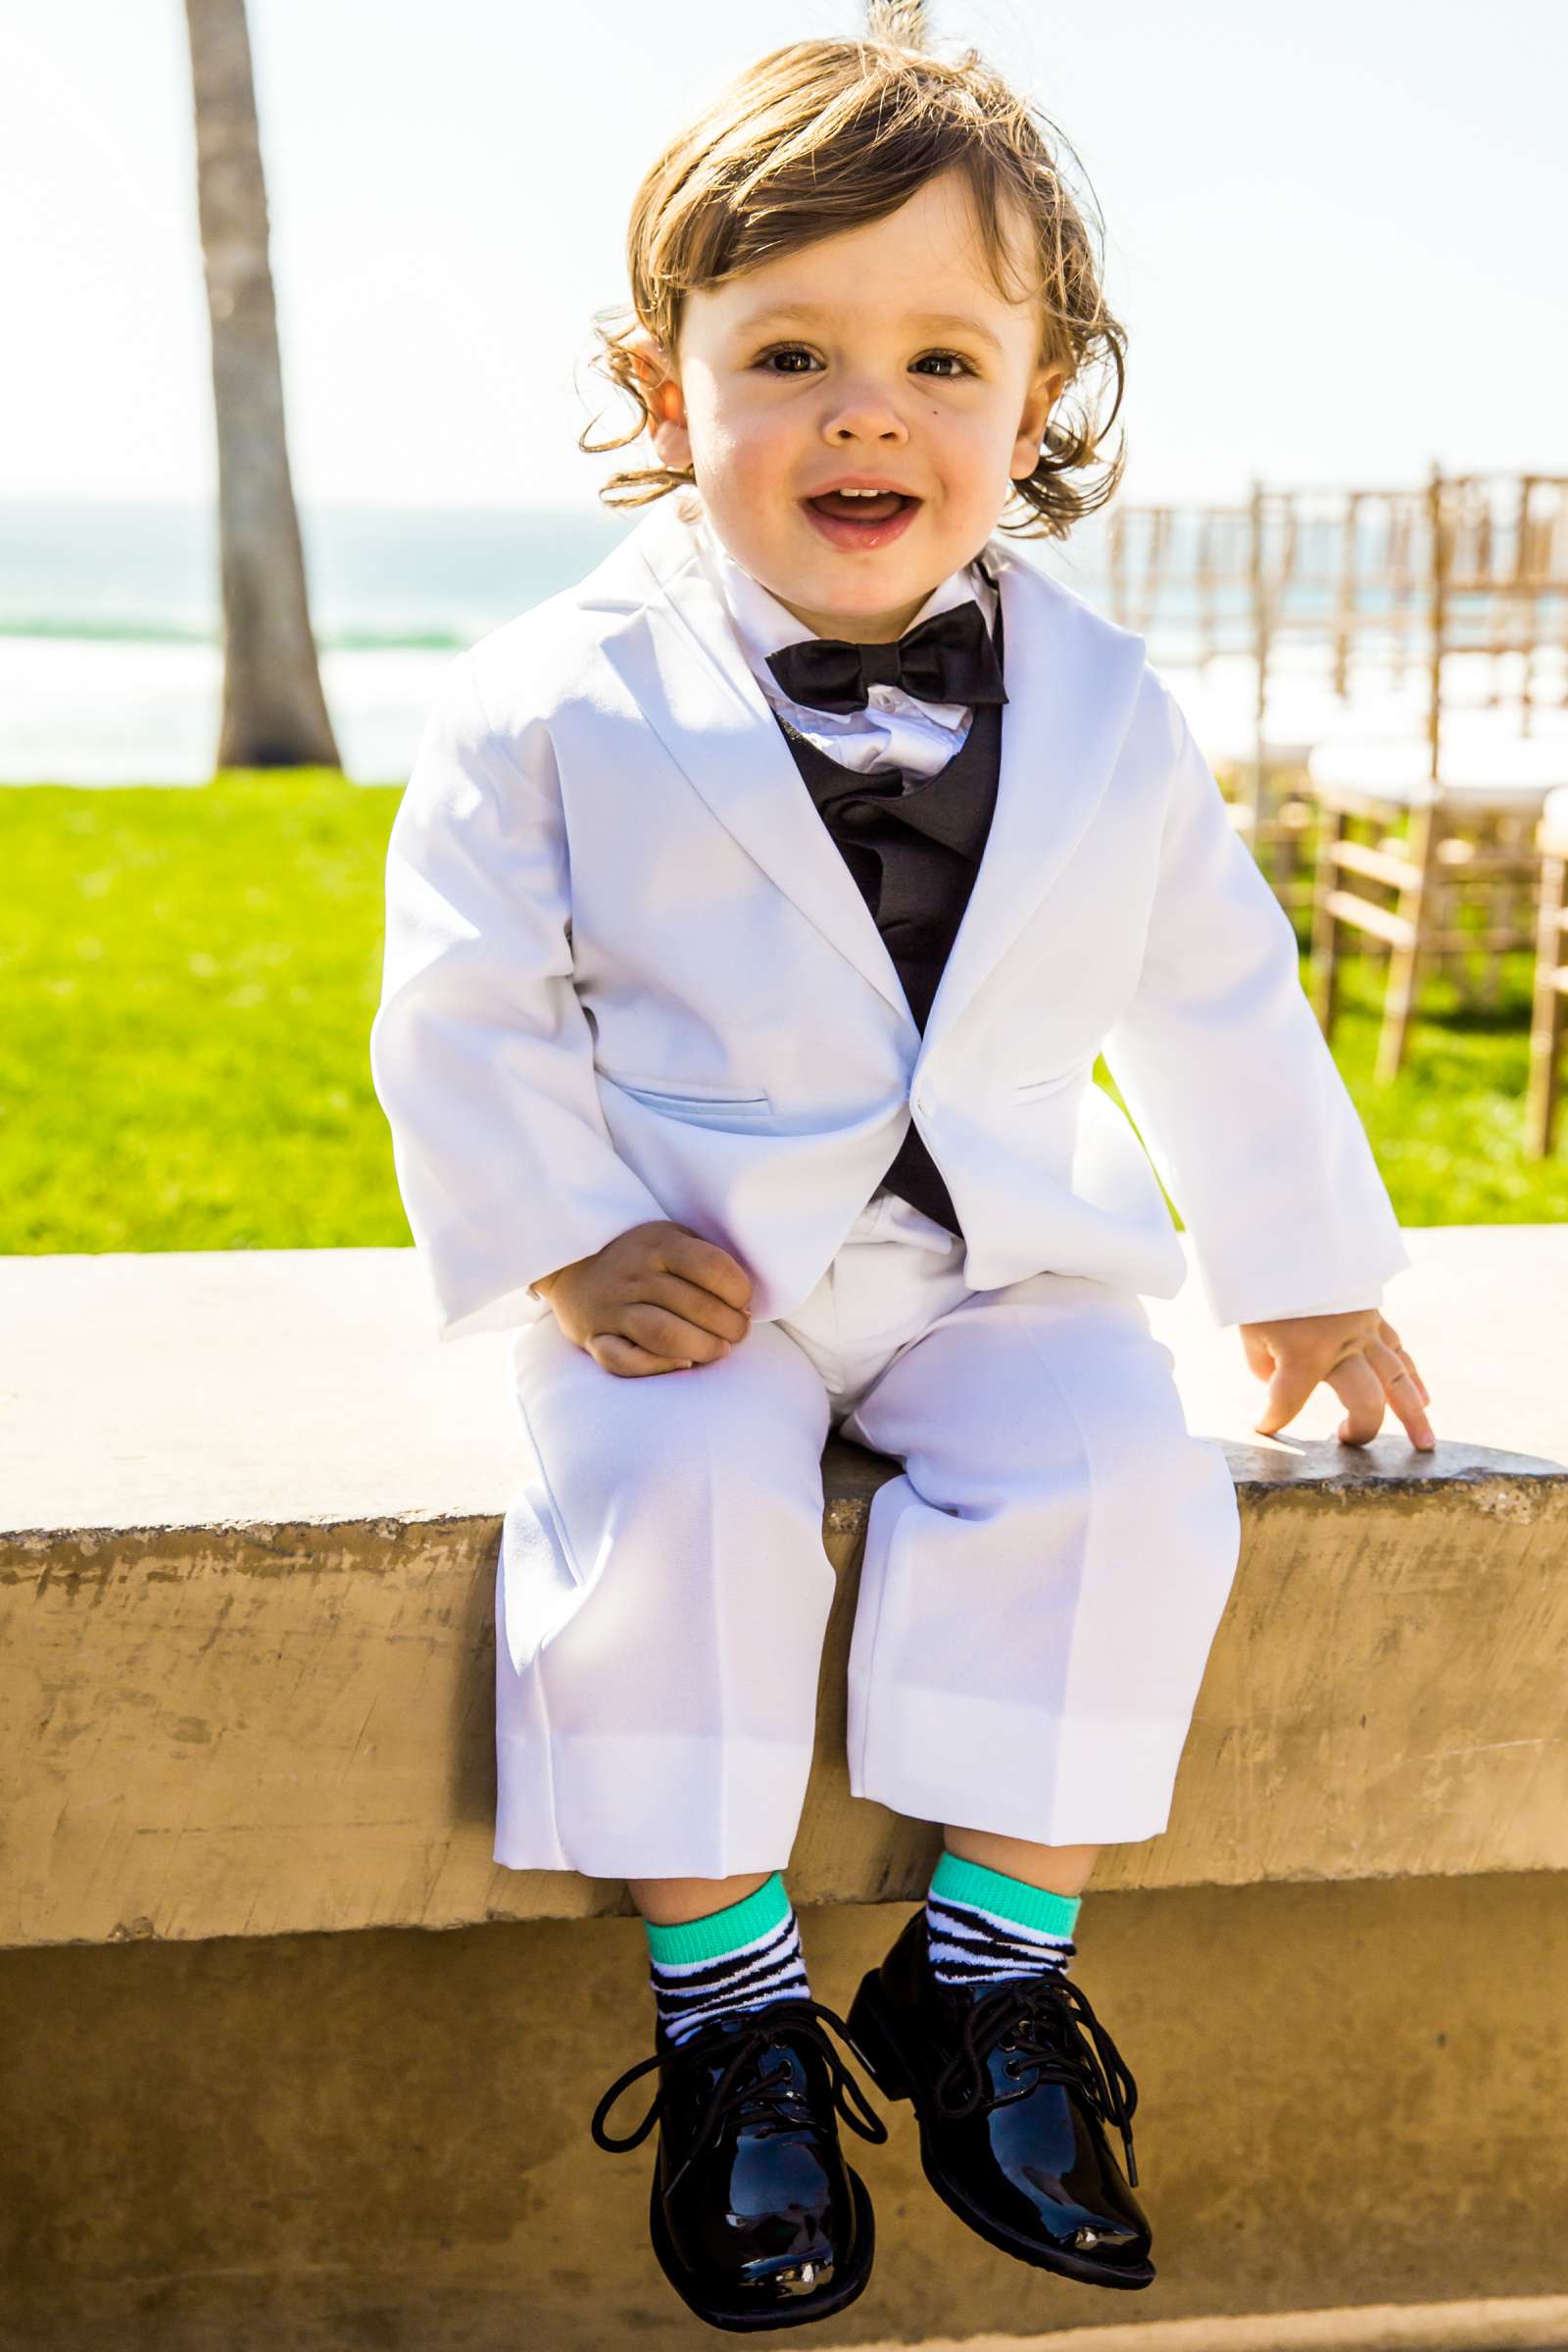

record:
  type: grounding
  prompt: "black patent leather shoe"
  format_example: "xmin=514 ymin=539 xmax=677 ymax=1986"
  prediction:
xmin=589 ymin=1995 xmax=888 ymax=2333
xmin=845 ymin=1910 xmax=1153 ymax=2288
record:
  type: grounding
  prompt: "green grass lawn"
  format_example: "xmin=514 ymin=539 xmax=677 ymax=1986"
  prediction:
xmin=2 ymin=773 xmax=1564 ymax=1255
xmin=1 ymin=775 xmax=406 ymax=1252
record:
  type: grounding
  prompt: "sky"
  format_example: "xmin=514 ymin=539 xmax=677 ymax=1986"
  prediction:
xmin=3 ymin=0 xmax=1565 ymax=514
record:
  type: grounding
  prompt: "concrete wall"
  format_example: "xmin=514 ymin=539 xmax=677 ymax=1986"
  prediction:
xmin=4 ymin=1234 xmax=1567 ymax=2347
xmin=4 ymin=1874 xmax=1567 ymax=2352
xmin=7 ymin=1452 xmax=1568 ymax=1947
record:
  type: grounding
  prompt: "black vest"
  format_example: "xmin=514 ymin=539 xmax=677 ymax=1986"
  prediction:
xmin=768 ymin=577 xmax=1004 ymax=1239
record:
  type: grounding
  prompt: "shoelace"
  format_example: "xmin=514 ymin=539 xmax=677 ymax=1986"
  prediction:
xmin=932 ymin=1971 xmax=1142 ymax=2187
xmin=589 ymin=1995 xmax=889 ymax=2198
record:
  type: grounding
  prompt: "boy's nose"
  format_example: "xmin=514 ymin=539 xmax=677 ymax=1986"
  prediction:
xmin=817 ymin=388 xmax=911 ymax=442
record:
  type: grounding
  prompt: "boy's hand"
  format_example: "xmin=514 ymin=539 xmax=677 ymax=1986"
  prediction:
xmin=531 ymin=1220 xmax=754 ymax=1378
xmin=1241 ymin=1307 xmax=1435 ymax=1451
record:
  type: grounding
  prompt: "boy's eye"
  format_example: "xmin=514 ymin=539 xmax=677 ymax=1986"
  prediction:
xmin=756 ymin=345 xmax=974 ymax=378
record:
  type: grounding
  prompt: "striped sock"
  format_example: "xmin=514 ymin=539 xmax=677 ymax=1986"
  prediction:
xmin=645 ymin=1871 xmax=811 ymax=2046
xmin=923 ymin=1851 xmax=1080 ymax=1990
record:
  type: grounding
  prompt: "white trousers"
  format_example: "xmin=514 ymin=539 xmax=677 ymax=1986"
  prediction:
xmin=493 ymin=1188 xmax=1241 ymax=1880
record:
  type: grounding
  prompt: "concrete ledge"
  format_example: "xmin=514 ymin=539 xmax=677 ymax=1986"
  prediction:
xmin=3 ymin=1229 xmax=1566 ymax=1948
xmin=861 ymin=2305 xmax=1568 ymax=2352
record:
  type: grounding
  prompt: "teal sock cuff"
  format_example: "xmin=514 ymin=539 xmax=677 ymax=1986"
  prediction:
xmin=643 ymin=1871 xmax=791 ymax=1967
xmin=929 ymin=1851 xmax=1081 ymax=1940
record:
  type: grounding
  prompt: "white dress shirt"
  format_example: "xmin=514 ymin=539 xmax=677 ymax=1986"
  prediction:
xmin=690 ymin=507 xmax=999 ymax=783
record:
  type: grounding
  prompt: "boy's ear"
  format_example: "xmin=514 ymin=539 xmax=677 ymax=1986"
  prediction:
xmin=1010 ymin=360 xmax=1069 ymax=481
xmin=624 ymin=325 xmax=692 ymax=473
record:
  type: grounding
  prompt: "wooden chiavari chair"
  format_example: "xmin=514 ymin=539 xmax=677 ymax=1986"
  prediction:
xmin=1102 ymin=499 xmax=1313 ymax=911
xmin=1242 ymin=480 xmax=1433 ymax=926
xmin=1102 ymin=499 xmax=1252 ymax=668
xmin=1526 ymin=784 xmax=1568 ymax=1157
xmin=1305 ymin=466 xmax=1568 ymax=1082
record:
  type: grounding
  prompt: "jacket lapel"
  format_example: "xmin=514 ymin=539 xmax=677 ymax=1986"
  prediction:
xmin=596 ymin=496 xmax=918 ymax=1030
xmin=920 ymin=548 xmax=1149 ymax=1057
xmin=590 ymin=493 xmax=1149 ymax=1060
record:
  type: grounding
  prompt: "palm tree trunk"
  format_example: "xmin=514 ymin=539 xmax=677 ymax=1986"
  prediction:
xmin=184 ymin=0 xmax=340 ymax=770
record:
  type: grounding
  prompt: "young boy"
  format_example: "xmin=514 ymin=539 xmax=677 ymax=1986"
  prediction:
xmin=370 ymin=11 xmax=1433 ymax=2334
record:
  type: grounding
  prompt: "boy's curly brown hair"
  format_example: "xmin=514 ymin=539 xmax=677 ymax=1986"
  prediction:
xmin=578 ymin=0 xmax=1126 ymax=541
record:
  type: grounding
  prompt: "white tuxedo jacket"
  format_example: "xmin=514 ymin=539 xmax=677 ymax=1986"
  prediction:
xmin=370 ymin=488 xmax=1410 ymax=1343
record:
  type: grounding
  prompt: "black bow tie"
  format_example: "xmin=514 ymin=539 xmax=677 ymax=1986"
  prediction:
xmin=764 ymin=596 xmax=1007 ymax=716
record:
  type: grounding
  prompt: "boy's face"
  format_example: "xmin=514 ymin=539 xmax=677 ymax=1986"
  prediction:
xmin=628 ymin=169 xmax=1067 ymax=643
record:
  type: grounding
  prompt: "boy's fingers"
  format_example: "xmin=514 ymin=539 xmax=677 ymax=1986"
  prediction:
xmin=620 ymin=1300 xmax=731 ymax=1363
xmin=1361 ymin=1338 xmax=1437 ymax=1450
xmin=590 ymin=1332 xmax=693 ymax=1378
xmin=1379 ymin=1320 xmax=1431 ymax=1404
xmin=641 ymin=1269 xmax=752 ymax=1343
xmin=1325 ymin=1351 xmax=1387 ymax=1446
xmin=1252 ymin=1358 xmax=1320 ymax=1437
xmin=1254 ymin=1343 xmax=1436 ymax=1451
xmin=662 ymin=1229 xmax=755 ymax=1314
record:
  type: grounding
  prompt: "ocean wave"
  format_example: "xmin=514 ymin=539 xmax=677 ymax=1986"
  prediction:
xmin=0 ymin=613 xmax=472 ymax=652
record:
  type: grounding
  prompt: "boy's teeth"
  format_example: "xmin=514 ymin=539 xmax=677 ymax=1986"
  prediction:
xmin=812 ymin=489 xmax=907 ymax=519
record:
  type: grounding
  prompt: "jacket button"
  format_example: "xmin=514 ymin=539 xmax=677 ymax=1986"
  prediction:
xmin=913 ymin=1086 xmax=932 ymax=1114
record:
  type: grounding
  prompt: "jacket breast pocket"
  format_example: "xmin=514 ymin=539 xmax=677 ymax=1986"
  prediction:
xmin=599 ymin=1069 xmax=776 ymax=1127
xmin=1012 ymin=1066 xmax=1083 ymax=1102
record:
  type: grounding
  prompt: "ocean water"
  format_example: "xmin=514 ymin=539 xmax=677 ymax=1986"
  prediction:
xmin=2 ymin=497 xmax=1562 ymax=785
xmin=0 ymin=500 xmax=642 ymax=785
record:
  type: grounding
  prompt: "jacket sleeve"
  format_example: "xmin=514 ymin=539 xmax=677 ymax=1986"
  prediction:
xmin=1099 ymin=673 xmax=1411 ymax=1329
xmin=369 ymin=649 xmax=668 ymax=1341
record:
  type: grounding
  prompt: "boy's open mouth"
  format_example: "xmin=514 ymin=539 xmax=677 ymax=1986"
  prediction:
xmin=801 ymin=489 xmax=921 ymax=549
